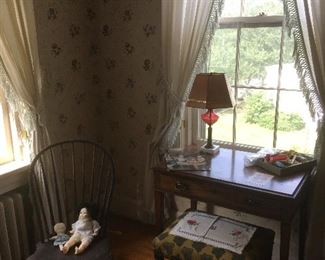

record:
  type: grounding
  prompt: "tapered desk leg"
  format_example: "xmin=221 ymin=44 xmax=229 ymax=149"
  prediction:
xmin=299 ymin=205 xmax=307 ymax=260
xmin=280 ymin=221 xmax=291 ymax=260
xmin=206 ymin=203 xmax=214 ymax=214
xmin=191 ymin=200 xmax=197 ymax=210
xmin=155 ymin=190 xmax=164 ymax=232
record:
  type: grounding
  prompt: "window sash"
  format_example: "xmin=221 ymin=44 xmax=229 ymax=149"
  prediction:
xmin=231 ymin=19 xmax=286 ymax=148
xmin=219 ymin=16 xmax=283 ymax=29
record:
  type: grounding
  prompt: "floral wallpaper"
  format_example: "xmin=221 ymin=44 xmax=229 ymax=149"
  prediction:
xmin=34 ymin=0 xmax=160 ymax=219
xmin=98 ymin=0 xmax=160 ymax=217
xmin=35 ymin=0 xmax=103 ymax=142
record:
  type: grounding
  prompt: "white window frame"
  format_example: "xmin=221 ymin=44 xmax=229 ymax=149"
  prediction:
xmin=0 ymin=87 xmax=29 ymax=194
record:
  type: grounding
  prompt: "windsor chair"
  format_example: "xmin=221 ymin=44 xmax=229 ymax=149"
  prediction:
xmin=27 ymin=140 xmax=115 ymax=259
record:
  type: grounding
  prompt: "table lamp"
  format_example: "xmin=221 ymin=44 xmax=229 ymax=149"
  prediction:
xmin=186 ymin=73 xmax=234 ymax=154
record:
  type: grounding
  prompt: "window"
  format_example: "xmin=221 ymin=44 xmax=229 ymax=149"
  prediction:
xmin=0 ymin=87 xmax=14 ymax=164
xmin=0 ymin=78 xmax=26 ymax=166
xmin=187 ymin=0 xmax=316 ymax=154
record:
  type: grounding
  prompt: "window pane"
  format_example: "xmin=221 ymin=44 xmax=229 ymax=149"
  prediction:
xmin=222 ymin=0 xmax=241 ymax=17
xmin=276 ymin=91 xmax=316 ymax=154
xmin=209 ymin=29 xmax=237 ymax=86
xmin=280 ymin=32 xmax=300 ymax=90
xmin=265 ymin=63 xmax=299 ymax=90
xmin=243 ymin=0 xmax=283 ymax=16
xmin=236 ymin=89 xmax=276 ymax=147
xmin=238 ymin=27 xmax=282 ymax=87
xmin=210 ymin=107 xmax=234 ymax=143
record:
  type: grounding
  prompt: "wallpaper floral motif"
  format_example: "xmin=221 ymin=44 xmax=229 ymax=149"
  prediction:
xmin=99 ymin=0 xmax=160 ymax=216
xmin=34 ymin=0 xmax=160 ymax=218
xmin=35 ymin=0 xmax=103 ymax=143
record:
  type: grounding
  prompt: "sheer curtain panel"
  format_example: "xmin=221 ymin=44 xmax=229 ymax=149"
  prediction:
xmin=0 ymin=0 xmax=49 ymax=157
xmin=142 ymin=0 xmax=224 ymax=223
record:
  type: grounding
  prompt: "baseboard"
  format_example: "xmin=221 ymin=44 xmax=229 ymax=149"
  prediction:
xmin=110 ymin=196 xmax=138 ymax=220
xmin=110 ymin=196 xmax=155 ymax=224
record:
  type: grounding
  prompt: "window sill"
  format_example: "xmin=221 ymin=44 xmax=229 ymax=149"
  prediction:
xmin=0 ymin=161 xmax=30 ymax=195
xmin=192 ymin=139 xmax=262 ymax=153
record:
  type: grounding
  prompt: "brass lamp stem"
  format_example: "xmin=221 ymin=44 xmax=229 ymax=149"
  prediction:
xmin=205 ymin=125 xmax=213 ymax=149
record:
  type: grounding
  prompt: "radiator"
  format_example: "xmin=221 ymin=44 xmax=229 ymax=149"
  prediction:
xmin=0 ymin=193 xmax=29 ymax=260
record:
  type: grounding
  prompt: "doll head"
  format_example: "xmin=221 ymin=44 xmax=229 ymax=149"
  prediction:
xmin=54 ymin=222 xmax=66 ymax=234
xmin=78 ymin=207 xmax=91 ymax=221
xmin=77 ymin=203 xmax=97 ymax=221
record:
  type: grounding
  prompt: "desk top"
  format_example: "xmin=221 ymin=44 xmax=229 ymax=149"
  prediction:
xmin=163 ymin=148 xmax=309 ymax=197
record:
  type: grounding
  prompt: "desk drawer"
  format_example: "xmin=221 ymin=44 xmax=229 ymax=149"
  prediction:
xmin=156 ymin=173 xmax=286 ymax=218
xmin=157 ymin=174 xmax=225 ymax=199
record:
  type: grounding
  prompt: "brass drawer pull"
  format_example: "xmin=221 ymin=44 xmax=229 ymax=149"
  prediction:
xmin=175 ymin=181 xmax=187 ymax=192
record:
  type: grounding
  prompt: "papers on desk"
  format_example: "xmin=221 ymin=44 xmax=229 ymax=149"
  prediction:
xmin=245 ymin=172 xmax=274 ymax=187
xmin=170 ymin=211 xmax=256 ymax=254
xmin=165 ymin=154 xmax=211 ymax=171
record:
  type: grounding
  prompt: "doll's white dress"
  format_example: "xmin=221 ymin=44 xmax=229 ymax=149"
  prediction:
xmin=71 ymin=219 xmax=101 ymax=244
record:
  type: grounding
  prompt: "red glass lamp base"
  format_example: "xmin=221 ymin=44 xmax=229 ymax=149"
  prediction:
xmin=201 ymin=109 xmax=219 ymax=125
xmin=201 ymin=109 xmax=219 ymax=151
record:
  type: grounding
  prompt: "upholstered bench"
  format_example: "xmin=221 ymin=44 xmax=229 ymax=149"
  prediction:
xmin=152 ymin=211 xmax=275 ymax=260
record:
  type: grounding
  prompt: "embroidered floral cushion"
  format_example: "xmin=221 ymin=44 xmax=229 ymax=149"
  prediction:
xmin=152 ymin=211 xmax=275 ymax=260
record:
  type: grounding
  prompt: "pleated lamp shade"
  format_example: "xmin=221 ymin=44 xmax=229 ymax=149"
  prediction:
xmin=187 ymin=73 xmax=234 ymax=109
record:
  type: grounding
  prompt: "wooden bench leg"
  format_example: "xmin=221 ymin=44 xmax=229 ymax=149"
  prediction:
xmin=155 ymin=190 xmax=164 ymax=231
xmin=154 ymin=249 xmax=164 ymax=260
xmin=191 ymin=199 xmax=197 ymax=210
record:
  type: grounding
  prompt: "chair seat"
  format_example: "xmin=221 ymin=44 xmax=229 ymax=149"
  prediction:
xmin=153 ymin=212 xmax=275 ymax=260
xmin=27 ymin=237 xmax=112 ymax=260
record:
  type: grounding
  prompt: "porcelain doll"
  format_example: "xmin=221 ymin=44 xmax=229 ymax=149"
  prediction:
xmin=62 ymin=206 xmax=101 ymax=255
xmin=50 ymin=222 xmax=70 ymax=251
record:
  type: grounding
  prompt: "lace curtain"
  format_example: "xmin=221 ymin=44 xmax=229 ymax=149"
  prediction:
xmin=0 ymin=0 xmax=49 ymax=158
xmin=283 ymin=0 xmax=325 ymax=258
xmin=142 ymin=0 xmax=224 ymax=223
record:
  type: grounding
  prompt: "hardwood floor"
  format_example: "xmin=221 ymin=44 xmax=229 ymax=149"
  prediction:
xmin=109 ymin=214 xmax=157 ymax=260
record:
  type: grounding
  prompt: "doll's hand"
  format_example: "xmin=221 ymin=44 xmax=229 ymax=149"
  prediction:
xmin=93 ymin=227 xmax=100 ymax=237
xmin=69 ymin=230 xmax=74 ymax=234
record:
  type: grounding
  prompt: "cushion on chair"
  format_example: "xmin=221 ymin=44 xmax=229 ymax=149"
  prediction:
xmin=27 ymin=237 xmax=112 ymax=260
xmin=153 ymin=212 xmax=275 ymax=260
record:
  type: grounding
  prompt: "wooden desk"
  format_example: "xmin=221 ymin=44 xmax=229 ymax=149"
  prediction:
xmin=154 ymin=148 xmax=312 ymax=260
